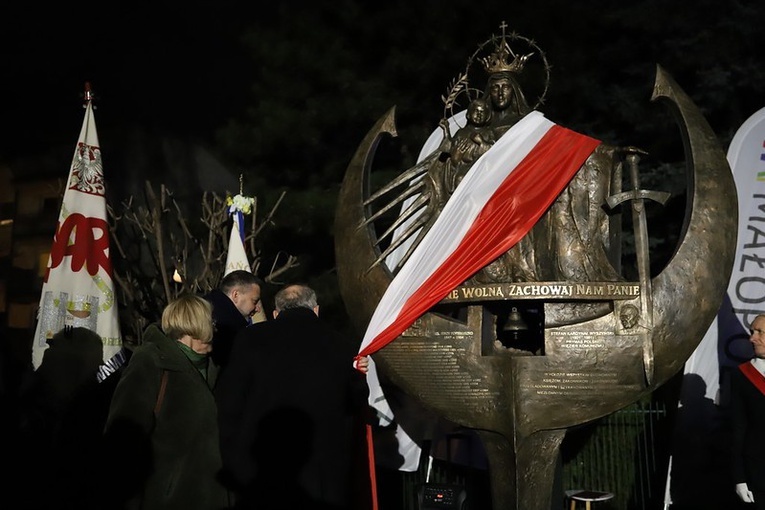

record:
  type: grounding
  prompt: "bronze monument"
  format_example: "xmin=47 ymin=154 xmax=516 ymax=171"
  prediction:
xmin=334 ymin=23 xmax=737 ymax=510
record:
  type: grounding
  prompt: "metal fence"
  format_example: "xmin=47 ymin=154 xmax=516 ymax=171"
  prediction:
xmin=394 ymin=400 xmax=671 ymax=510
xmin=561 ymin=401 xmax=671 ymax=510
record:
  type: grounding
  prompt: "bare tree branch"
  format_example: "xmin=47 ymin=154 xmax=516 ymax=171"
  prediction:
xmin=107 ymin=181 xmax=298 ymax=346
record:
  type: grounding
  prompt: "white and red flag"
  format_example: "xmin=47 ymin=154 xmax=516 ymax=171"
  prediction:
xmin=33 ymin=90 xmax=123 ymax=379
xmin=358 ymin=111 xmax=599 ymax=472
xmin=358 ymin=111 xmax=600 ymax=357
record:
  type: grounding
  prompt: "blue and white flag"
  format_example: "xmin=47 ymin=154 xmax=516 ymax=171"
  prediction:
xmin=224 ymin=210 xmax=250 ymax=275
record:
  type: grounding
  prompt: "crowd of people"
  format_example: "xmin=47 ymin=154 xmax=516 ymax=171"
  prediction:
xmin=8 ymin=271 xmax=370 ymax=510
xmin=11 ymin=279 xmax=765 ymax=509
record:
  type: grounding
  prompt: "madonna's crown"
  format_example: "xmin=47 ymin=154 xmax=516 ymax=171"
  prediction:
xmin=480 ymin=22 xmax=533 ymax=75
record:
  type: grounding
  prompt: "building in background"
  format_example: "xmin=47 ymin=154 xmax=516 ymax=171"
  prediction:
xmin=0 ymin=162 xmax=62 ymax=388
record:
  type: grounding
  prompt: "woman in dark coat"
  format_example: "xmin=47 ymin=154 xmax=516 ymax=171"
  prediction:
xmin=103 ymin=294 xmax=229 ymax=510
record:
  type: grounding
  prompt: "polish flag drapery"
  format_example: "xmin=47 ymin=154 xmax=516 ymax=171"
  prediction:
xmin=33 ymin=96 xmax=123 ymax=377
xmin=358 ymin=111 xmax=601 ymax=356
xmin=224 ymin=210 xmax=250 ymax=276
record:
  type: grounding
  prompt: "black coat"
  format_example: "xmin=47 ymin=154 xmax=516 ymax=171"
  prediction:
xmin=204 ymin=289 xmax=249 ymax=370
xmin=215 ymin=307 xmax=369 ymax=510
xmin=14 ymin=327 xmax=117 ymax=509
xmin=731 ymin=363 xmax=765 ymax=492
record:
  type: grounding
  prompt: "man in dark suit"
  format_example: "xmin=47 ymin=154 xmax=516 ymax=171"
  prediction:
xmin=203 ymin=270 xmax=262 ymax=371
xmin=215 ymin=284 xmax=369 ymax=510
xmin=732 ymin=313 xmax=765 ymax=509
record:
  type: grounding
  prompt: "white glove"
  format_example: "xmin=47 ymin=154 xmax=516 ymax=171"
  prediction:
xmin=736 ymin=482 xmax=755 ymax=503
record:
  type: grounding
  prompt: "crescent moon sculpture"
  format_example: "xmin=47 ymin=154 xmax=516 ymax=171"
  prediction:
xmin=335 ymin=59 xmax=736 ymax=510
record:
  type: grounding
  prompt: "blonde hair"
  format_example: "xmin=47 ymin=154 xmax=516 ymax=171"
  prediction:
xmin=161 ymin=294 xmax=214 ymax=343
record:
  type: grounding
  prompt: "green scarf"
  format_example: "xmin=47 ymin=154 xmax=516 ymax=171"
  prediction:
xmin=176 ymin=341 xmax=209 ymax=380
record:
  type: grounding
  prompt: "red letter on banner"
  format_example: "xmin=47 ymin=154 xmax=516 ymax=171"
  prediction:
xmin=45 ymin=213 xmax=113 ymax=282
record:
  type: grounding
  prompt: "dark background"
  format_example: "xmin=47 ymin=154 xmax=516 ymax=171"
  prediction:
xmin=1 ymin=0 xmax=763 ymax=332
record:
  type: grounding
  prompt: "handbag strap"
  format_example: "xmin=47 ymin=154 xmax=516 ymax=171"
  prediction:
xmin=154 ymin=369 xmax=169 ymax=416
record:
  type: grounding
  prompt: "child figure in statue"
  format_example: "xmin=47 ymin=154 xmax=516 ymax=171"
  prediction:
xmin=441 ymin=98 xmax=496 ymax=193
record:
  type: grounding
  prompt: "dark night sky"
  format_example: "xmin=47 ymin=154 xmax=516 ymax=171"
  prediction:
xmin=0 ymin=1 xmax=253 ymax=159
xmin=1 ymin=1 xmax=762 ymax=168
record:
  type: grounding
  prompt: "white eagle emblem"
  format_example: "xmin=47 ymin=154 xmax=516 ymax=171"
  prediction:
xmin=69 ymin=142 xmax=105 ymax=196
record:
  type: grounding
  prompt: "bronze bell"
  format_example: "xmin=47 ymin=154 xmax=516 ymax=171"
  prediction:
xmin=503 ymin=306 xmax=529 ymax=334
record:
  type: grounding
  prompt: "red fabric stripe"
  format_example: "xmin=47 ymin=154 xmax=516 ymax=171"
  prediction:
xmin=366 ymin=423 xmax=378 ymax=510
xmin=739 ymin=362 xmax=765 ymax=396
xmin=360 ymin=126 xmax=599 ymax=356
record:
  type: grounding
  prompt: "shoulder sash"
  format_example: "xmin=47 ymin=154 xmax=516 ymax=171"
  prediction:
xmin=739 ymin=361 xmax=765 ymax=396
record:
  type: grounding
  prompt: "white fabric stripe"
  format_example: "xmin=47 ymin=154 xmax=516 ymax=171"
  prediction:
xmin=360 ymin=110 xmax=552 ymax=352
xmin=363 ymin=355 xmax=420 ymax=470
xmin=384 ymin=111 xmax=468 ymax=271
xmin=224 ymin=212 xmax=251 ymax=275
xmin=367 ymin=113 xmax=470 ymax=471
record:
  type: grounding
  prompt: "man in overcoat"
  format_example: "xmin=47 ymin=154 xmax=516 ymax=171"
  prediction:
xmin=204 ymin=270 xmax=262 ymax=371
xmin=215 ymin=284 xmax=369 ymax=510
xmin=733 ymin=313 xmax=765 ymax=509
